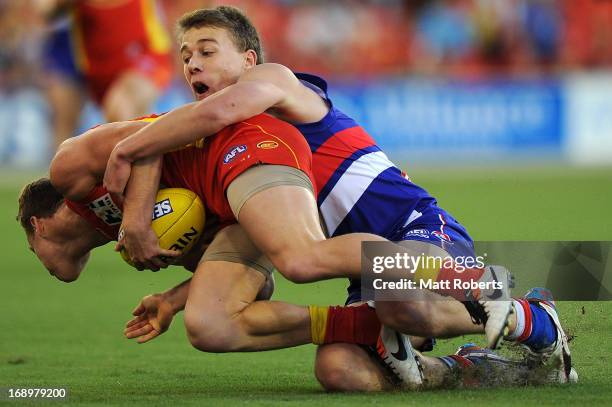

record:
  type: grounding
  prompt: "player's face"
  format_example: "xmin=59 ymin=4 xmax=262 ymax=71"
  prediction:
xmin=180 ymin=26 xmax=256 ymax=100
xmin=28 ymin=235 xmax=66 ymax=282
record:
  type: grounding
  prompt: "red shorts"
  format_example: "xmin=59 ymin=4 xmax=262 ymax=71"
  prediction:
xmin=161 ymin=113 xmax=315 ymax=225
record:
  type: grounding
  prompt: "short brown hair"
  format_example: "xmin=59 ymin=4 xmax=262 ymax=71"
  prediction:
xmin=176 ymin=6 xmax=264 ymax=65
xmin=17 ymin=178 xmax=64 ymax=236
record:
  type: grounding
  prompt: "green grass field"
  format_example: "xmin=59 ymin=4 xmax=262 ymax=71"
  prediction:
xmin=1 ymin=166 xmax=611 ymax=406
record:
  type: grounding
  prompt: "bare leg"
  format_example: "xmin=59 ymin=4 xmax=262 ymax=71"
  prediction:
xmin=46 ymin=74 xmax=83 ymax=149
xmin=237 ymin=185 xmax=385 ymax=282
xmin=184 ymin=260 xmax=313 ymax=352
xmin=376 ymin=297 xmax=484 ymax=338
xmin=314 ymin=343 xmax=481 ymax=392
xmin=102 ymin=71 xmax=160 ymax=122
xmin=315 ymin=344 xmax=393 ymax=391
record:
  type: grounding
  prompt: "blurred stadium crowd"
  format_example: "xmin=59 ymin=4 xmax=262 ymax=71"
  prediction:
xmin=243 ymin=0 xmax=612 ymax=78
xmin=0 ymin=0 xmax=610 ymax=166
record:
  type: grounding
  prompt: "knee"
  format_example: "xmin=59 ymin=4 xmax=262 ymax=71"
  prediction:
xmin=376 ymin=301 xmax=439 ymax=338
xmin=272 ymin=251 xmax=316 ymax=284
xmin=314 ymin=344 xmax=387 ymax=392
xmin=315 ymin=345 xmax=357 ymax=392
xmin=184 ymin=307 xmax=235 ymax=353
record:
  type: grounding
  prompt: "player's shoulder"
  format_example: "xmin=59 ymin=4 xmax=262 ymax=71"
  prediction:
xmin=243 ymin=66 xmax=330 ymax=123
xmin=242 ymin=63 xmax=301 ymax=90
xmin=249 ymin=64 xmax=327 ymax=95
xmin=246 ymin=64 xmax=332 ymax=93
xmin=249 ymin=63 xmax=295 ymax=78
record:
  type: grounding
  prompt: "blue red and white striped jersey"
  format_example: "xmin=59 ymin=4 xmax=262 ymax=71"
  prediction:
xmin=294 ymin=73 xmax=436 ymax=238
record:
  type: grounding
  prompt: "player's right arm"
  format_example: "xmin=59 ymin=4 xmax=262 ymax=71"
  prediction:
xmin=50 ymin=120 xmax=148 ymax=200
xmin=103 ymin=63 xmax=328 ymax=195
xmin=122 ymin=216 xmax=223 ymax=342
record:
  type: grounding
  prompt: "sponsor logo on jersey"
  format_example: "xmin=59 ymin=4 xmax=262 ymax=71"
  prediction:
xmin=432 ymin=230 xmax=452 ymax=242
xmin=88 ymin=193 xmax=122 ymax=225
xmin=152 ymin=198 xmax=173 ymax=220
xmin=404 ymin=229 xmax=430 ymax=239
xmin=256 ymin=140 xmax=279 ymax=150
xmin=223 ymin=145 xmax=247 ymax=164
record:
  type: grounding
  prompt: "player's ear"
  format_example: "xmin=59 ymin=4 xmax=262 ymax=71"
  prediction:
xmin=244 ymin=49 xmax=257 ymax=70
xmin=30 ymin=216 xmax=44 ymax=235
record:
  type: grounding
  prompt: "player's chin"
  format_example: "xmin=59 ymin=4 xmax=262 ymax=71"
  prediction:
xmin=55 ymin=274 xmax=79 ymax=283
xmin=52 ymin=270 xmax=81 ymax=283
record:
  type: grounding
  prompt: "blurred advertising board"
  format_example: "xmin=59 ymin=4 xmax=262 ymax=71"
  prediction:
xmin=329 ymin=78 xmax=564 ymax=159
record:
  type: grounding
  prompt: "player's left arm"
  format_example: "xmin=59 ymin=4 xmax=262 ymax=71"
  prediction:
xmin=103 ymin=63 xmax=327 ymax=195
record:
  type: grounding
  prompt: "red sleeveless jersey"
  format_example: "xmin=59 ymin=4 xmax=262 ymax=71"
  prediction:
xmin=161 ymin=113 xmax=314 ymax=227
xmin=65 ymin=113 xmax=314 ymax=235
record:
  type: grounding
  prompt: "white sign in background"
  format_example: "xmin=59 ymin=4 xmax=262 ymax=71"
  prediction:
xmin=565 ymin=73 xmax=612 ymax=165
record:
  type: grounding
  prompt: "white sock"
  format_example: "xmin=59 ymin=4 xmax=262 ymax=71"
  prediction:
xmin=506 ymin=299 xmax=527 ymax=340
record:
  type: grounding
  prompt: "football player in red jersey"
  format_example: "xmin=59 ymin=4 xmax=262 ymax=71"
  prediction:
xmin=18 ymin=116 xmax=382 ymax=349
xmin=40 ymin=0 xmax=172 ymax=147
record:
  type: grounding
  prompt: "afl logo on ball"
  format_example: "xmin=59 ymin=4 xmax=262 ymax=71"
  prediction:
xmin=257 ymin=140 xmax=279 ymax=150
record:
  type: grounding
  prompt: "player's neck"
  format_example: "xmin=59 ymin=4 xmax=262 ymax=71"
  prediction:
xmin=56 ymin=204 xmax=109 ymax=249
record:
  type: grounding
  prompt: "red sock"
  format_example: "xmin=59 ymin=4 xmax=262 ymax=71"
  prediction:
xmin=448 ymin=354 xmax=475 ymax=369
xmin=323 ymin=304 xmax=381 ymax=346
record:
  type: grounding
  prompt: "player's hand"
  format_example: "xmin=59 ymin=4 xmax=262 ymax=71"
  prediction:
xmin=124 ymin=294 xmax=175 ymax=343
xmin=116 ymin=223 xmax=180 ymax=271
xmin=104 ymin=146 xmax=132 ymax=197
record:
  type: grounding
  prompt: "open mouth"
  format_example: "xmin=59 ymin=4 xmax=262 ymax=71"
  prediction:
xmin=192 ymin=81 xmax=209 ymax=96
